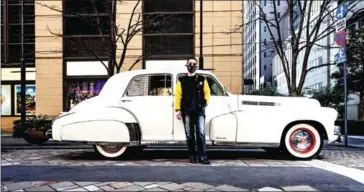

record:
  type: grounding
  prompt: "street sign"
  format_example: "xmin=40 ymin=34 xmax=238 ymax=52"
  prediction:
xmin=336 ymin=4 xmax=347 ymax=20
xmin=336 ymin=18 xmax=347 ymax=32
xmin=336 ymin=30 xmax=347 ymax=46
xmin=335 ymin=47 xmax=346 ymax=64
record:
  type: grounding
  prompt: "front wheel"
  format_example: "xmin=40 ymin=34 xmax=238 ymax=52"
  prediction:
xmin=93 ymin=144 xmax=128 ymax=159
xmin=284 ymin=123 xmax=323 ymax=160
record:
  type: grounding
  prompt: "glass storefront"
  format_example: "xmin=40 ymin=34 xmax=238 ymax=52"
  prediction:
xmin=65 ymin=79 xmax=107 ymax=110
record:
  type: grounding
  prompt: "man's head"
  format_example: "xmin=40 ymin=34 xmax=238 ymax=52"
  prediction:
xmin=186 ymin=57 xmax=198 ymax=74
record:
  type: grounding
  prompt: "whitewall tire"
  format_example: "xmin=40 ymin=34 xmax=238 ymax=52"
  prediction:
xmin=94 ymin=145 xmax=128 ymax=159
xmin=284 ymin=123 xmax=323 ymax=160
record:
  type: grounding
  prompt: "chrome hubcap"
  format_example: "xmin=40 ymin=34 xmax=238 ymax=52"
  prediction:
xmin=100 ymin=145 xmax=123 ymax=153
xmin=290 ymin=129 xmax=314 ymax=152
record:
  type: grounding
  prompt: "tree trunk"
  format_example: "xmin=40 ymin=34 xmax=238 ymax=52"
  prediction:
xmin=291 ymin=90 xmax=300 ymax=97
xmin=108 ymin=57 xmax=115 ymax=76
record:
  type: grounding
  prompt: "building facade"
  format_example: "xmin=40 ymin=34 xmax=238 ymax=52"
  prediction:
xmin=243 ymin=0 xmax=287 ymax=92
xmin=273 ymin=0 xmax=363 ymax=95
xmin=1 ymin=0 xmax=243 ymax=132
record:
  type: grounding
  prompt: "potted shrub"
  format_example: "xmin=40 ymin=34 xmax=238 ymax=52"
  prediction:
xmin=13 ymin=113 xmax=53 ymax=145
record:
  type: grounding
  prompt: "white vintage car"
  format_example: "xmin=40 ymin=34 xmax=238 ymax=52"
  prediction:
xmin=50 ymin=69 xmax=341 ymax=160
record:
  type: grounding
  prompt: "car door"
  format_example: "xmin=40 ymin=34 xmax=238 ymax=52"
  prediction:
xmin=173 ymin=73 xmax=232 ymax=141
xmin=120 ymin=73 xmax=174 ymax=141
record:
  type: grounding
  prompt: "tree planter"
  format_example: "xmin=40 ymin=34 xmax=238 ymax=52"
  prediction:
xmin=13 ymin=114 xmax=53 ymax=145
xmin=23 ymin=130 xmax=49 ymax=145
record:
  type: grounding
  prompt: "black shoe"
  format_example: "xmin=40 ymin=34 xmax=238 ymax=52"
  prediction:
xmin=198 ymin=157 xmax=210 ymax=164
xmin=189 ymin=156 xmax=197 ymax=163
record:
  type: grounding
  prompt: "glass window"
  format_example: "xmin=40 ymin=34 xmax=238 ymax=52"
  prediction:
xmin=1 ymin=85 xmax=12 ymax=115
xmin=143 ymin=0 xmax=193 ymax=57
xmin=205 ymin=75 xmax=225 ymax=96
xmin=65 ymin=80 xmax=107 ymax=110
xmin=125 ymin=74 xmax=172 ymax=97
xmin=148 ymin=75 xmax=172 ymax=96
xmin=14 ymin=84 xmax=36 ymax=115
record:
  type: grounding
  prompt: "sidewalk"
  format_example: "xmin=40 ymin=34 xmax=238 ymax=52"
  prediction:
xmin=1 ymin=181 xmax=319 ymax=192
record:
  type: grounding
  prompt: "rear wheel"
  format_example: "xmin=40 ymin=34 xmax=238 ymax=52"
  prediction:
xmin=284 ymin=123 xmax=323 ymax=160
xmin=93 ymin=144 xmax=128 ymax=159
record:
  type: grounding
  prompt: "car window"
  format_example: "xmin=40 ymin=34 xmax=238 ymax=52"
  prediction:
xmin=176 ymin=73 xmax=226 ymax=96
xmin=204 ymin=75 xmax=225 ymax=96
xmin=125 ymin=74 xmax=172 ymax=97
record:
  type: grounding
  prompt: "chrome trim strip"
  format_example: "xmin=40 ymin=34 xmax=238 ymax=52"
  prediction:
xmin=59 ymin=140 xmax=279 ymax=148
xmin=52 ymin=112 xmax=75 ymax=123
xmin=214 ymin=141 xmax=280 ymax=147
xmin=62 ymin=119 xmax=125 ymax=127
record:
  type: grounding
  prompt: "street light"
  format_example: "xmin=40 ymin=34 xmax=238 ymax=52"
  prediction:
xmin=199 ymin=0 xmax=204 ymax=70
xmin=20 ymin=0 xmax=27 ymax=133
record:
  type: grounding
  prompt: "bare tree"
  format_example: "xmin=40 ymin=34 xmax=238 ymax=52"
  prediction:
xmin=37 ymin=0 xmax=174 ymax=76
xmin=233 ymin=0 xmax=358 ymax=96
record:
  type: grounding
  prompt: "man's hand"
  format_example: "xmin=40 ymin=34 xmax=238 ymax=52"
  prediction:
xmin=176 ymin=111 xmax=182 ymax=120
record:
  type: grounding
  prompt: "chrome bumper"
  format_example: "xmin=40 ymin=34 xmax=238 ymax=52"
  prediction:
xmin=46 ymin=129 xmax=52 ymax=139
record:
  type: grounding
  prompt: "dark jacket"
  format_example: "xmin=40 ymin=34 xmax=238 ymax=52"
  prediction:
xmin=174 ymin=74 xmax=211 ymax=113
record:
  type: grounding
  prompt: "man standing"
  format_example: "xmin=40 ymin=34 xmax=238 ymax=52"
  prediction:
xmin=174 ymin=57 xmax=211 ymax=164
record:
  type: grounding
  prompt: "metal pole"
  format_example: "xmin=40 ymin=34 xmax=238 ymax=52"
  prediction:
xmin=20 ymin=0 xmax=26 ymax=133
xmin=344 ymin=60 xmax=348 ymax=146
xmin=199 ymin=0 xmax=204 ymax=69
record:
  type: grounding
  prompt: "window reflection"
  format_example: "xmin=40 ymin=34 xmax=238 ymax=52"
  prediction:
xmin=65 ymin=80 xmax=106 ymax=110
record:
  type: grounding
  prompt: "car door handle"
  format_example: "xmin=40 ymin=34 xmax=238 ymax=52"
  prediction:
xmin=121 ymin=99 xmax=132 ymax=102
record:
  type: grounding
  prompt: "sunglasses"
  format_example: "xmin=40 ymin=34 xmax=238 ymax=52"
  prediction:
xmin=187 ymin=62 xmax=197 ymax=65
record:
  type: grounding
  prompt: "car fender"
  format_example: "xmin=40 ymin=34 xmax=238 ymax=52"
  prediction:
xmin=52 ymin=106 xmax=141 ymax=143
xmin=234 ymin=106 xmax=338 ymax=144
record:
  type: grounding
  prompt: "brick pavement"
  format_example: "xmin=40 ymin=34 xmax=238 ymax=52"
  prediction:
xmin=2 ymin=148 xmax=364 ymax=167
xmin=1 ymin=181 xmax=320 ymax=191
xmin=319 ymin=149 xmax=364 ymax=167
xmin=1 ymin=149 xmax=314 ymax=167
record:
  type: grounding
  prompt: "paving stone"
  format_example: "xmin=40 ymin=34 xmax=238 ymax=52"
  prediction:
xmin=134 ymin=182 xmax=156 ymax=187
xmin=111 ymin=182 xmax=133 ymax=189
xmin=144 ymin=184 xmax=160 ymax=189
xmin=181 ymin=182 xmax=214 ymax=190
xmin=56 ymin=185 xmax=79 ymax=191
xmin=204 ymin=188 xmax=222 ymax=191
xmin=142 ymin=187 xmax=167 ymax=191
xmin=113 ymin=185 xmax=145 ymax=191
xmin=156 ymin=182 xmax=171 ymax=186
xmin=99 ymin=185 xmax=115 ymax=191
xmin=75 ymin=182 xmax=100 ymax=187
xmin=244 ymin=161 xmax=269 ymax=167
xmin=214 ymin=185 xmax=248 ymax=191
xmin=159 ymin=183 xmax=185 ymax=191
xmin=84 ymin=185 xmax=101 ymax=191
xmin=65 ymin=187 xmax=88 ymax=191
xmin=5 ymin=182 xmax=33 ymax=191
xmin=24 ymin=185 xmax=56 ymax=192
xmin=282 ymin=185 xmax=317 ymax=191
xmin=50 ymin=182 xmax=75 ymax=190
xmin=95 ymin=182 xmax=115 ymax=187
xmin=257 ymin=187 xmax=282 ymax=191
